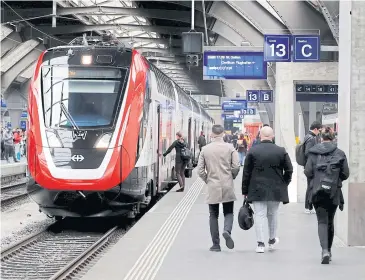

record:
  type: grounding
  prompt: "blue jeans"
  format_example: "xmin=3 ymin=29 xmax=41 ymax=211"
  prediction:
xmin=238 ymin=151 xmax=245 ymax=165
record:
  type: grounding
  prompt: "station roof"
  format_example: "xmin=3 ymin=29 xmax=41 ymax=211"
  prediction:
xmin=1 ymin=0 xmax=339 ymax=122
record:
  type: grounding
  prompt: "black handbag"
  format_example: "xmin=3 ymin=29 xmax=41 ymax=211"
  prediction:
xmin=184 ymin=167 xmax=193 ymax=178
xmin=238 ymin=199 xmax=254 ymax=230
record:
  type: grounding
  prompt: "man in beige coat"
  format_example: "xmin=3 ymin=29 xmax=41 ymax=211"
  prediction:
xmin=198 ymin=124 xmax=240 ymax=252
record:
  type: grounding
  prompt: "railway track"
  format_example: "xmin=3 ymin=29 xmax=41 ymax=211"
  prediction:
xmin=1 ymin=222 xmax=123 ymax=280
xmin=1 ymin=179 xmax=31 ymax=210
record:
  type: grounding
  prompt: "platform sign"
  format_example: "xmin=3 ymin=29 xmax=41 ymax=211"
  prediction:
xmin=222 ymin=100 xmax=247 ymax=111
xmin=241 ymin=108 xmax=256 ymax=115
xmin=224 ymin=114 xmax=243 ymax=121
xmin=260 ymin=90 xmax=273 ymax=103
xmin=295 ymin=84 xmax=338 ymax=94
xmin=247 ymin=90 xmax=260 ymax=103
xmin=293 ymin=35 xmax=320 ymax=62
xmin=264 ymin=35 xmax=291 ymax=62
xmin=1 ymin=99 xmax=6 ymax=108
xmin=203 ymin=51 xmax=267 ymax=80
xmin=20 ymin=120 xmax=26 ymax=130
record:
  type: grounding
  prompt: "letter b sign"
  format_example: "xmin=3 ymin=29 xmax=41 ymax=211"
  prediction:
xmin=259 ymin=90 xmax=273 ymax=103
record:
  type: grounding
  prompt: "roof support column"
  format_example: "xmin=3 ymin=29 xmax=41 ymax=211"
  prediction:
xmin=337 ymin=0 xmax=365 ymax=246
xmin=52 ymin=0 xmax=57 ymax=27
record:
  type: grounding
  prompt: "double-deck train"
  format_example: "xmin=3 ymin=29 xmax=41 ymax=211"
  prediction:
xmin=27 ymin=35 xmax=214 ymax=219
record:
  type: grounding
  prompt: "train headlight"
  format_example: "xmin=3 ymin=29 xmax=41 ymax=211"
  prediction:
xmin=95 ymin=133 xmax=111 ymax=149
xmin=46 ymin=131 xmax=62 ymax=148
xmin=81 ymin=55 xmax=92 ymax=65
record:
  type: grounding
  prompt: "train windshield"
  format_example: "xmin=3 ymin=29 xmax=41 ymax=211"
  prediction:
xmin=41 ymin=66 xmax=127 ymax=129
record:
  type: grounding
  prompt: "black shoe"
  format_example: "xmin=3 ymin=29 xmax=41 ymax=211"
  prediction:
xmin=210 ymin=244 xmax=221 ymax=252
xmin=222 ymin=231 xmax=234 ymax=249
xmin=176 ymin=187 xmax=184 ymax=192
xmin=321 ymin=249 xmax=330 ymax=264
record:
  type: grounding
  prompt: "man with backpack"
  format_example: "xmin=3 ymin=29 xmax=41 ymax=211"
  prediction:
xmin=304 ymin=127 xmax=349 ymax=264
xmin=295 ymin=121 xmax=322 ymax=214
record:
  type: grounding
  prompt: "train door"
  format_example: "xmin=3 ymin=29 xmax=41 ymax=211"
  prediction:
xmin=156 ymin=104 xmax=163 ymax=192
xmin=188 ymin=117 xmax=192 ymax=149
xmin=193 ymin=119 xmax=197 ymax=161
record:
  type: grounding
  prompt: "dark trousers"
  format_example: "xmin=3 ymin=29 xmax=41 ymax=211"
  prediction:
xmin=1 ymin=141 xmax=5 ymax=160
xmin=209 ymin=201 xmax=234 ymax=245
xmin=4 ymin=145 xmax=16 ymax=162
xmin=175 ymin=161 xmax=187 ymax=188
xmin=314 ymin=203 xmax=338 ymax=250
xmin=305 ymin=178 xmax=311 ymax=209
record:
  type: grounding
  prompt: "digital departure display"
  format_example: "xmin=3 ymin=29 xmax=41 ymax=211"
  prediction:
xmin=203 ymin=51 xmax=267 ymax=80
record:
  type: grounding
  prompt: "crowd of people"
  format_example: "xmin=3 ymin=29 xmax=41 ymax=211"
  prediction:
xmin=1 ymin=127 xmax=26 ymax=163
xmin=165 ymin=122 xmax=348 ymax=265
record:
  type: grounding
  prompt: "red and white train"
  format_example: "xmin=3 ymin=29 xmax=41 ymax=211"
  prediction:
xmin=27 ymin=35 xmax=214 ymax=219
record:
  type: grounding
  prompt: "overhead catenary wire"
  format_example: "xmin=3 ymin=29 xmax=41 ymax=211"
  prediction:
xmin=1 ymin=1 xmax=67 ymax=45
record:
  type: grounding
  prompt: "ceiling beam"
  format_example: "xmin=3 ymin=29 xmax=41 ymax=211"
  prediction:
xmin=267 ymin=1 xmax=336 ymax=42
xmin=226 ymin=0 xmax=288 ymax=34
xmin=209 ymin=1 xmax=263 ymax=46
xmin=147 ymin=56 xmax=185 ymax=63
xmin=2 ymin=46 xmax=45 ymax=96
xmin=137 ymin=47 xmax=182 ymax=56
xmin=1 ymin=25 xmax=13 ymax=41
xmin=55 ymin=35 xmax=182 ymax=46
xmin=2 ymin=6 xmax=208 ymax=26
xmin=25 ymin=24 xmax=211 ymax=36
xmin=1 ymin=39 xmax=40 ymax=73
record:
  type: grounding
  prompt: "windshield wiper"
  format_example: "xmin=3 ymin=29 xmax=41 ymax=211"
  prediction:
xmin=60 ymin=102 xmax=80 ymax=132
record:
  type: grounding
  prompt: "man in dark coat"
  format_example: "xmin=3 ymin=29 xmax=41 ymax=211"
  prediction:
xmin=303 ymin=121 xmax=322 ymax=214
xmin=242 ymin=126 xmax=293 ymax=253
xmin=197 ymin=131 xmax=206 ymax=151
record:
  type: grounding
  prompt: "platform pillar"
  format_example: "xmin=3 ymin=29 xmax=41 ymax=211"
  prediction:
xmin=336 ymin=0 xmax=365 ymax=246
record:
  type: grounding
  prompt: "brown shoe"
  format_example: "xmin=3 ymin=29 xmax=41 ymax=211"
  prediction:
xmin=176 ymin=187 xmax=185 ymax=192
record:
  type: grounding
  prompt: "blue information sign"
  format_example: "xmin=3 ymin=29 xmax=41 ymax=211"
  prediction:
xmin=293 ymin=35 xmax=320 ymax=62
xmin=259 ymin=90 xmax=273 ymax=103
xmin=241 ymin=108 xmax=256 ymax=115
xmin=21 ymin=111 xmax=28 ymax=118
xmin=1 ymin=99 xmax=6 ymax=108
xmin=222 ymin=100 xmax=247 ymax=111
xmin=20 ymin=120 xmax=26 ymax=130
xmin=247 ymin=90 xmax=260 ymax=102
xmin=203 ymin=51 xmax=267 ymax=80
xmin=264 ymin=35 xmax=291 ymax=62
xmin=224 ymin=114 xmax=243 ymax=121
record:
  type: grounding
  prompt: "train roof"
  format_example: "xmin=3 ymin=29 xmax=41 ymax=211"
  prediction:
xmin=46 ymin=35 xmax=212 ymax=121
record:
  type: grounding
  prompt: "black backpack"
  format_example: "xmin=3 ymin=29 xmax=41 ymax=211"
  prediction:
xmin=312 ymin=153 xmax=342 ymax=199
xmin=295 ymin=136 xmax=312 ymax=166
xmin=180 ymin=145 xmax=192 ymax=161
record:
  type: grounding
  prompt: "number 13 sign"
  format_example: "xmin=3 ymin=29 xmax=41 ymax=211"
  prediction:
xmin=264 ymin=35 xmax=291 ymax=62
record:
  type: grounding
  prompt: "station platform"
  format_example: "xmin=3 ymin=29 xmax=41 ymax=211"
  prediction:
xmin=1 ymin=158 xmax=27 ymax=182
xmin=82 ymin=170 xmax=365 ymax=280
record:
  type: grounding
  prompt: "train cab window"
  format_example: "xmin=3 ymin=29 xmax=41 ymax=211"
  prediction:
xmin=41 ymin=66 xmax=127 ymax=128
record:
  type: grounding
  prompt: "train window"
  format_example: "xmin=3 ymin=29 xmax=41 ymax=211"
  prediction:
xmin=41 ymin=66 xmax=127 ymax=128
